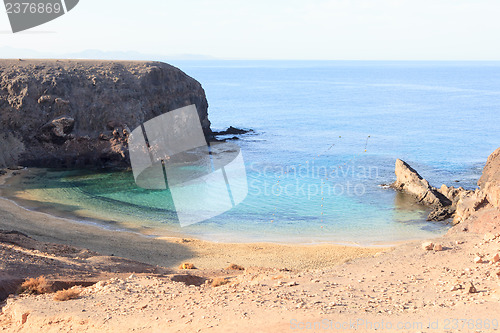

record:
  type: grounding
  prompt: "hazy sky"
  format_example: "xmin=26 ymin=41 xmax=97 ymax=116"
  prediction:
xmin=1 ymin=0 xmax=500 ymax=60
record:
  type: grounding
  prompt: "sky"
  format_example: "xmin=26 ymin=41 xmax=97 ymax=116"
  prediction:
xmin=1 ymin=0 xmax=500 ymax=60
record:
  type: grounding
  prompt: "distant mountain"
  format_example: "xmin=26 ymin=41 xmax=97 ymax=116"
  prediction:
xmin=0 ymin=46 xmax=49 ymax=59
xmin=0 ymin=47 xmax=216 ymax=61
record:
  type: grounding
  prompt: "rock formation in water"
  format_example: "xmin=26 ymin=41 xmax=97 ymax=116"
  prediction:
xmin=391 ymin=159 xmax=455 ymax=221
xmin=391 ymin=159 xmax=451 ymax=207
xmin=0 ymin=59 xmax=211 ymax=168
xmin=212 ymin=126 xmax=253 ymax=136
xmin=392 ymin=148 xmax=500 ymax=229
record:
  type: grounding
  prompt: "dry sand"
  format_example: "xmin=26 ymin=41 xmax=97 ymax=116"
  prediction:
xmin=1 ymin=170 xmax=500 ymax=332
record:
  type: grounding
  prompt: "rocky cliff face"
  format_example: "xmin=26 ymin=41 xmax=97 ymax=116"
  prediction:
xmin=452 ymin=147 xmax=500 ymax=233
xmin=478 ymin=147 xmax=500 ymax=209
xmin=0 ymin=59 xmax=211 ymax=168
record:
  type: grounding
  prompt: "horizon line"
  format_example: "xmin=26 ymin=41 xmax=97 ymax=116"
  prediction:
xmin=2 ymin=57 xmax=500 ymax=62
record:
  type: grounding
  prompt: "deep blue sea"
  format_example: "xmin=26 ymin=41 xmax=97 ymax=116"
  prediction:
xmin=10 ymin=61 xmax=500 ymax=244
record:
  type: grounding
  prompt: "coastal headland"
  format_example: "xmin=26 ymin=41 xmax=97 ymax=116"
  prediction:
xmin=0 ymin=59 xmax=499 ymax=332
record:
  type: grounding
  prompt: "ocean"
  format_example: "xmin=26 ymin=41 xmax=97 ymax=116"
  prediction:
xmin=7 ymin=61 xmax=500 ymax=245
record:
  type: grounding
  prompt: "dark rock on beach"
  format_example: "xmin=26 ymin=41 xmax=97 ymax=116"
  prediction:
xmin=0 ymin=59 xmax=211 ymax=168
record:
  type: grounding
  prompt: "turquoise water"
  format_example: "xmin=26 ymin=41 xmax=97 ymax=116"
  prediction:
xmin=10 ymin=61 xmax=500 ymax=244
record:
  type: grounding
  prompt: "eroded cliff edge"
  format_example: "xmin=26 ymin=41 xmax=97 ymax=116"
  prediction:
xmin=0 ymin=59 xmax=211 ymax=168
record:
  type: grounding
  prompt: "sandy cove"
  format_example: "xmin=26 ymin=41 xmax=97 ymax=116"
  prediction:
xmin=1 ymin=170 xmax=500 ymax=332
xmin=1 ymin=221 xmax=499 ymax=332
xmin=0 ymin=194 xmax=383 ymax=272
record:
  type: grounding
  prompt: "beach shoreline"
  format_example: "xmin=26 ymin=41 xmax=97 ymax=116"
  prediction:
xmin=1 ymin=199 xmax=499 ymax=332
xmin=0 ymin=167 xmax=445 ymax=246
xmin=0 ymin=170 xmax=387 ymax=271
xmin=1 ymin=167 xmax=499 ymax=332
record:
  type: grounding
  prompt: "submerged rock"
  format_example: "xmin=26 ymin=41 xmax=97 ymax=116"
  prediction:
xmin=0 ymin=59 xmax=211 ymax=168
xmin=213 ymin=126 xmax=253 ymax=136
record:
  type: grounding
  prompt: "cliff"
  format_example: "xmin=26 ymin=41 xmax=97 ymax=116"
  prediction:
xmin=453 ymin=147 xmax=500 ymax=233
xmin=477 ymin=147 xmax=500 ymax=209
xmin=0 ymin=59 xmax=211 ymax=168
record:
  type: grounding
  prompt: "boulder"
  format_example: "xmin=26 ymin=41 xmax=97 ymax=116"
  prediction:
xmin=37 ymin=116 xmax=75 ymax=144
xmin=453 ymin=190 xmax=491 ymax=225
xmin=492 ymin=253 xmax=499 ymax=263
xmin=438 ymin=184 xmax=472 ymax=208
xmin=426 ymin=206 xmax=455 ymax=221
xmin=422 ymin=242 xmax=434 ymax=250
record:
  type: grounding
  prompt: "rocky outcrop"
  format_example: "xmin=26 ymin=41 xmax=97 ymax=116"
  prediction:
xmin=212 ymin=126 xmax=253 ymax=136
xmin=451 ymin=148 xmax=500 ymax=231
xmin=391 ymin=159 xmax=454 ymax=221
xmin=453 ymin=190 xmax=490 ymax=225
xmin=392 ymin=148 xmax=500 ymax=229
xmin=0 ymin=59 xmax=211 ymax=168
xmin=477 ymin=147 xmax=500 ymax=208
xmin=426 ymin=205 xmax=455 ymax=222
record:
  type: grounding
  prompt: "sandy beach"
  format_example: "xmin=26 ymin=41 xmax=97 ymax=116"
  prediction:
xmin=0 ymin=171 xmax=384 ymax=271
xmin=1 ymin=168 xmax=500 ymax=332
